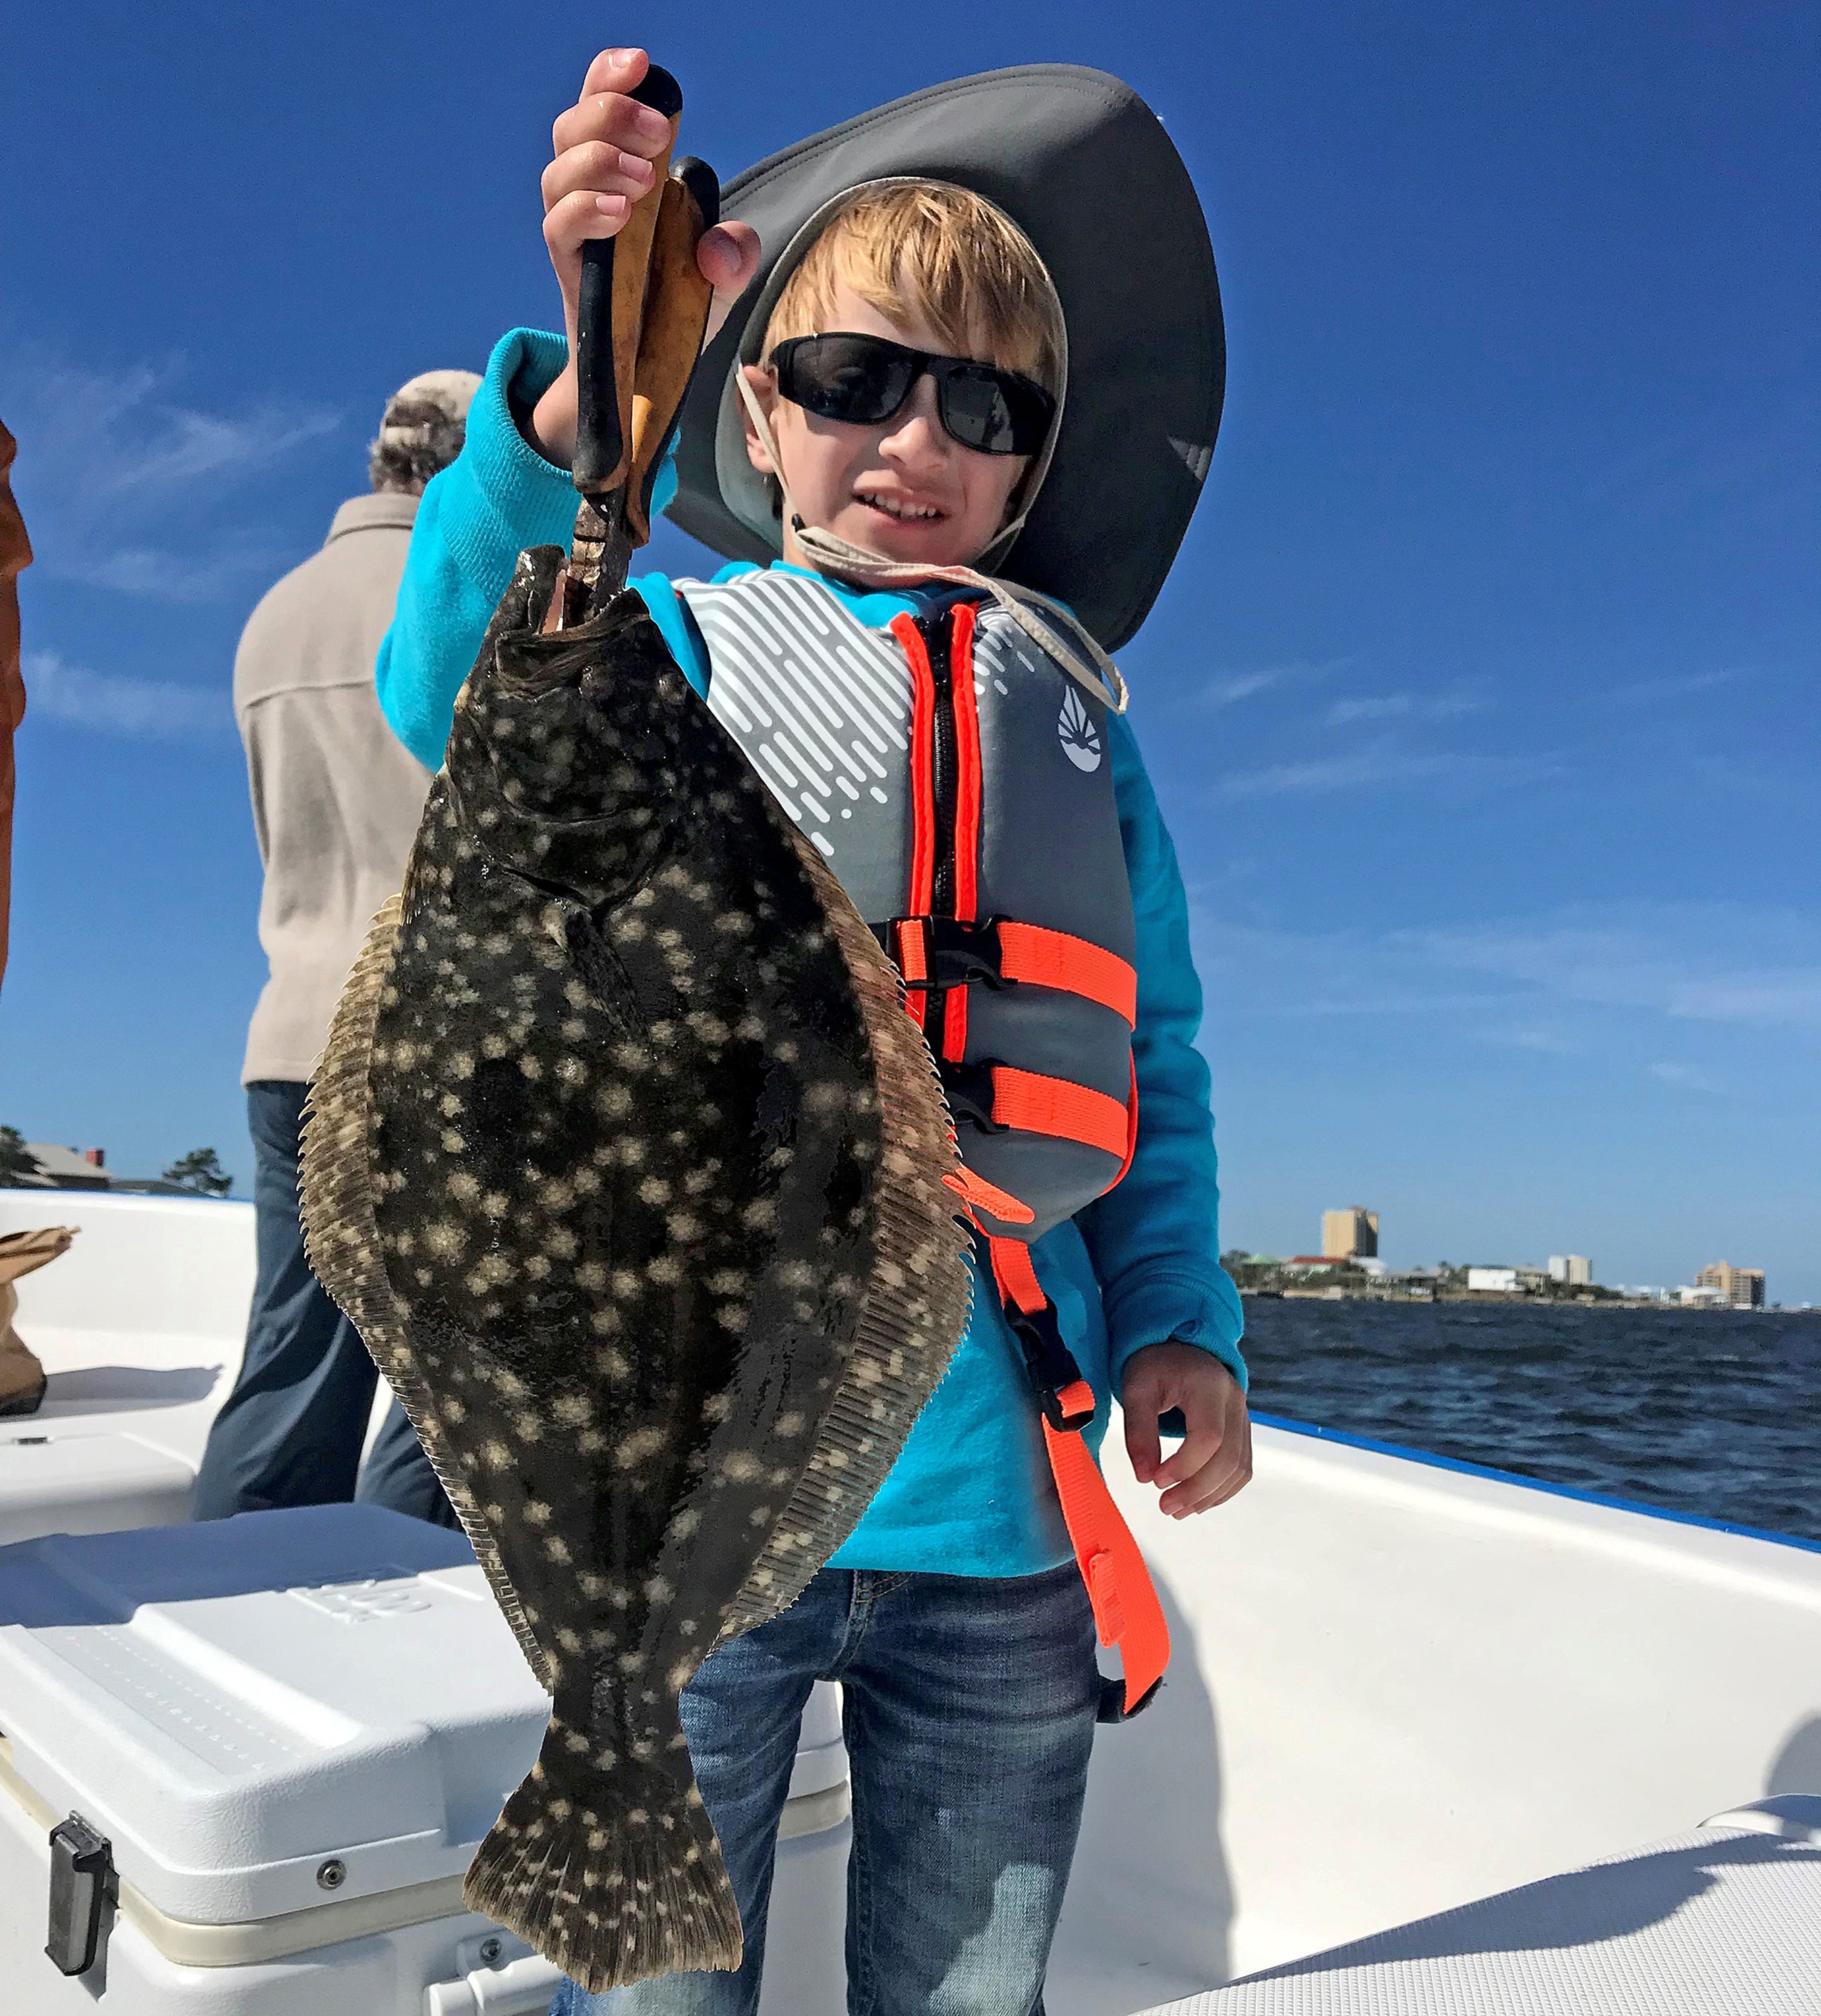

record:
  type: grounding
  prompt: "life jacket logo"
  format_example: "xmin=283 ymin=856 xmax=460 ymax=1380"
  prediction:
xmin=1057 ymin=687 xmax=1102 ymax=773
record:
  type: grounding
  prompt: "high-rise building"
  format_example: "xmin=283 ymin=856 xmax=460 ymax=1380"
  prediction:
xmin=1323 ymin=1207 xmax=1379 ymax=1260
xmin=1549 ymin=1255 xmax=1593 ymax=1286
xmin=1695 ymin=1262 xmax=1766 ymax=1309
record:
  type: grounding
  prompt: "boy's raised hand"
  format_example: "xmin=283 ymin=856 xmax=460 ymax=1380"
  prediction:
xmin=529 ymin=48 xmax=761 ymax=467
xmin=1122 ymin=1343 xmax=1253 ymax=1518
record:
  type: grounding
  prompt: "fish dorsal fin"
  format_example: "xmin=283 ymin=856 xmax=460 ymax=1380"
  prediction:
xmin=717 ymin=821 xmax=973 ymax=1640
xmin=301 ymin=886 xmax=556 ymax=1692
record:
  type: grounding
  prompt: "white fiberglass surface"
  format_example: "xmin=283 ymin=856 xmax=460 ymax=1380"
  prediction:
xmin=1048 ymin=1429 xmax=1821 ymax=2005
xmin=4 ymin=1191 xmax=1818 ymax=2011
xmin=1125 ymin=1815 xmax=1821 ymax=2015
xmin=1 ymin=1190 xmax=257 ymax=1342
xmin=0 ymin=1190 xmax=402 ymax=1534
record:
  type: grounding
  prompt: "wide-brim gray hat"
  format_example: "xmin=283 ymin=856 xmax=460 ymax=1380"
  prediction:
xmin=666 ymin=65 xmax=1224 ymax=653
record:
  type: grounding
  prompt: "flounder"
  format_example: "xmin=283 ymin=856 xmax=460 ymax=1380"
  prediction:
xmin=300 ymin=544 xmax=971 ymax=1988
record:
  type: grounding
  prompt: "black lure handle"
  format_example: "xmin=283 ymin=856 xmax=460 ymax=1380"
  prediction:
xmin=573 ymin=63 xmax=685 ymax=498
xmin=573 ymin=243 xmax=621 ymax=494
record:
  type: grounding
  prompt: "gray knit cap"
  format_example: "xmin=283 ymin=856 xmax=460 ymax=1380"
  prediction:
xmin=369 ymin=370 xmax=482 ymax=494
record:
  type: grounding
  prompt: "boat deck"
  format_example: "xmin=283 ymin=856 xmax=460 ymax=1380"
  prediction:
xmin=3 ymin=1188 xmax=1819 ymax=2013
xmin=1141 ymin=1806 xmax=1821 ymax=2016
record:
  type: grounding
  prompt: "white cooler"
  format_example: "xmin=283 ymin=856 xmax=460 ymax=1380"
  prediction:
xmin=0 ymin=1504 xmax=851 ymax=2014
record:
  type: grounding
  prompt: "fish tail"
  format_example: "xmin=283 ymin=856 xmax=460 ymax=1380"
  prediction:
xmin=463 ymin=1711 xmax=742 ymax=1992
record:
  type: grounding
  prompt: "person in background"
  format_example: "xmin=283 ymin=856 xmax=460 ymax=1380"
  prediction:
xmin=0 ymin=419 xmax=30 ymax=995
xmin=192 ymin=373 xmax=479 ymax=1526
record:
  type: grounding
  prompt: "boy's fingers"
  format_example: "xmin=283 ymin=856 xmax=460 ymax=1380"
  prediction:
xmin=544 ymin=188 xmax=632 ymax=264
xmin=1151 ymin=1414 xmax=1225 ymax=1489
xmin=542 ymin=141 xmax=658 ymax=212
xmin=1159 ymin=1456 xmax=1236 ymax=1517
xmin=580 ymin=46 xmax=647 ymax=100
xmin=1159 ymin=1412 xmax=1253 ymax=1517
xmin=1161 ymin=1469 xmax=1242 ymax=1518
xmin=1120 ymin=1360 xmax=1169 ymax=1484
xmin=552 ymin=86 xmax=675 ymax=162
xmin=1123 ymin=1400 xmax=1163 ymax=1487
xmin=697 ymin=221 xmax=761 ymax=295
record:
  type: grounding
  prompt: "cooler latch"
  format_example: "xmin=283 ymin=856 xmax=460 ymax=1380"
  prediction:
xmin=47 ymin=1811 xmax=117 ymax=1978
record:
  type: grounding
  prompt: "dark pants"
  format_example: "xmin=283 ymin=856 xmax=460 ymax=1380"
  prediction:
xmin=191 ymin=1079 xmax=456 ymax=1527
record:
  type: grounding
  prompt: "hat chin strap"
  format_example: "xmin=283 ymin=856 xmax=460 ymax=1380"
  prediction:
xmin=734 ymin=369 xmax=1128 ymax=715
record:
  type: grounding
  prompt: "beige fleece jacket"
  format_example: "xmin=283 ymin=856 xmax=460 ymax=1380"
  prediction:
xmin=237 ymin=492 xmax=432 ymax=1085
xmin=1 ymin=419 xmax=30 ymax=995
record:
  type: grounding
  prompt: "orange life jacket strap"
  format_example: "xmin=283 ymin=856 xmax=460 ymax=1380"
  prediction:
xmin=895 ymin=914 xmax=929 ymax=979
xmin=1041 ymin=1416 xmax=1170 ymax=1715
xmin=880 ymin=914 xmax=1138 ymax=1030
xmin=987 ymin=1064 xmax=1131 ymax=1161
xmin=988 ymin=1230 xmax=1046 ymax=1314
xmin=995 ymin=922 xmax=1138 ymax=1027
xmin=986 ymin=1234 xmax=1170 ymax=1719
xmin=942 ymin=1164 xmax=1036 ymax=1227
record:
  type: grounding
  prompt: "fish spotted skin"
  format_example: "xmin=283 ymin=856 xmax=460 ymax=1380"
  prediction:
xmin=303 ymin=545 xmax=969 ymax=1987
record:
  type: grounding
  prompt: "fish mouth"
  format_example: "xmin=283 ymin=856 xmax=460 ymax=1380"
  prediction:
xmin=492 ymin=615 xmax=631 ymax=696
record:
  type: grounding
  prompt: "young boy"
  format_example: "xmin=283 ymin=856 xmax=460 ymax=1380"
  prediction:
xmin=378 ymin=50 xmax=1250 ymax=2016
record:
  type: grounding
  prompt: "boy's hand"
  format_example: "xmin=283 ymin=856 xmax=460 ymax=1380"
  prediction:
xmin=1121 ymin=1343 xmax=1252 ymax=1518
xmin=529 ymin=48 xmax=761 ymax=467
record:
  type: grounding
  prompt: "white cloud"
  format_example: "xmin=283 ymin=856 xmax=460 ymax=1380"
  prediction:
xmin=1194 ymin=903 xmax=1821 ymax=1038
xmin=100 ymin=403 xmax=339 ymax=498
xmin=50 ymin=541 xmax=286 ymax=605
xmin=23 ymin=650 xmax=229 ymax=739
xmin=1584 ymin=397 xmax=1819 ymax=515
xmin=1404 ymin=912 xmax=1821 ymax=1029
xmin=5 ymin=345 xmax=340 ymax=602
xmin=1186 ymin=657 xmax=1352 ymax=710
xmin=1215 ymin=741 xmax=1565 ymax=800
xmin=1609 ymin=667 xmax=1743 ymax=706
xmin=1323 ymin=693 xmax=1413 ymax=725
xmin=1324 ymin=684 xmax=1488 ymax=727
xmin=1201 ymin=670 xmax=1285 ymax=707
xmin=1481 ymin=1026 xmax=1584 ymax=1056
xmin=13 ymin=356 xmax=339 ymax=501
xmin=1668 ymin=976 xmax=1821 ymax=1024
xmin=1290 ymin=990 xmax=1515 ymax=1017
xmin=1650 ymin=1061 xmax=1727 ymax=1093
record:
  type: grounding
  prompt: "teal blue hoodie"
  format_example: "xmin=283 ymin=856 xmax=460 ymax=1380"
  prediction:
xmin=375 ymin=328 xmax=1244 ymax=1578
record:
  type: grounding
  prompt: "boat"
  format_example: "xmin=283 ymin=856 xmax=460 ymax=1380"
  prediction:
xmin=1 ymin=1186 xmax=1816 ymax=2013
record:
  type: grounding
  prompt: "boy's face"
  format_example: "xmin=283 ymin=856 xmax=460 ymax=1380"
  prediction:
xmin=741 ymin=280 xmax=1033 ymax=572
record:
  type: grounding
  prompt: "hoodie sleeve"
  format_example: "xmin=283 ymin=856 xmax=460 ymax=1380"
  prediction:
xmin=375 ymin=328 xmax=590 ymax=768
xmin=1076 ymin=711 xmax=1247 ymax=1395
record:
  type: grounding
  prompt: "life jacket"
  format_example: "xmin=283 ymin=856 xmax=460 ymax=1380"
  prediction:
xmin=675 ymin=567 xmax=1169 ymax=1717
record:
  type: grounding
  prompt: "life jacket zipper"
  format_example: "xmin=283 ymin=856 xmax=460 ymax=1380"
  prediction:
xmin=918 ymin=610 xmax=960 ymax=1048
xmin=921 ymin=610 xmax=960 ymax=917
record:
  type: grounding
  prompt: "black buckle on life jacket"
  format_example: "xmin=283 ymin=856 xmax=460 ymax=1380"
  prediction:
xmin=1003 ymin=1293 xmax=1095 ymax=1433
xmin=875 ymin=916 xmax=1008 ymax=991
xmin=939 ymin=1059 xmax=1008 ymax=1135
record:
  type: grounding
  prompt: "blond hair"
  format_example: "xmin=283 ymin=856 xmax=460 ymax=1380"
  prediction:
xmin=762 ymin=182 xmax=1065 ymax=395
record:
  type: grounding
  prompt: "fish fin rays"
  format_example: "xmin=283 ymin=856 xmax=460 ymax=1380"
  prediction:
xmin=463 ymin=1729 xmax=741 ymax=1992
xmin=721 ymin=830 xmax=974 ymax=1640
xmin=299 ymin=890 xmax=555 ymax=1694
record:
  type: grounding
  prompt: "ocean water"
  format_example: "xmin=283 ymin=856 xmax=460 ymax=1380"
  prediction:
xmin=1237 ymin=1297 xmax=1821 ymax=1547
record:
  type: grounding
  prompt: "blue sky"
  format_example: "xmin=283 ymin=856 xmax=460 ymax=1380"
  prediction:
xmin=5 ymin=3 xmax=1816 ymax=1299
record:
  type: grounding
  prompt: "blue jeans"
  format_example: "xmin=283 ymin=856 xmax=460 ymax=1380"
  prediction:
xmin=550 ymin=1562 xmax=1101 ymax=2016
xmin=191 ymin=1080 xmax=455 ymax=1525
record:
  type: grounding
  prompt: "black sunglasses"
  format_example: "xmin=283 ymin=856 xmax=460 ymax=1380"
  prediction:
xmin=770 ymin=333 xmax=1057 ymax=457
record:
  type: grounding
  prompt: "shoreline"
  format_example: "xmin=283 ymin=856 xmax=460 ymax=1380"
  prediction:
xmin=1242 ymin=1287 xmax=1810 ymax=1313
